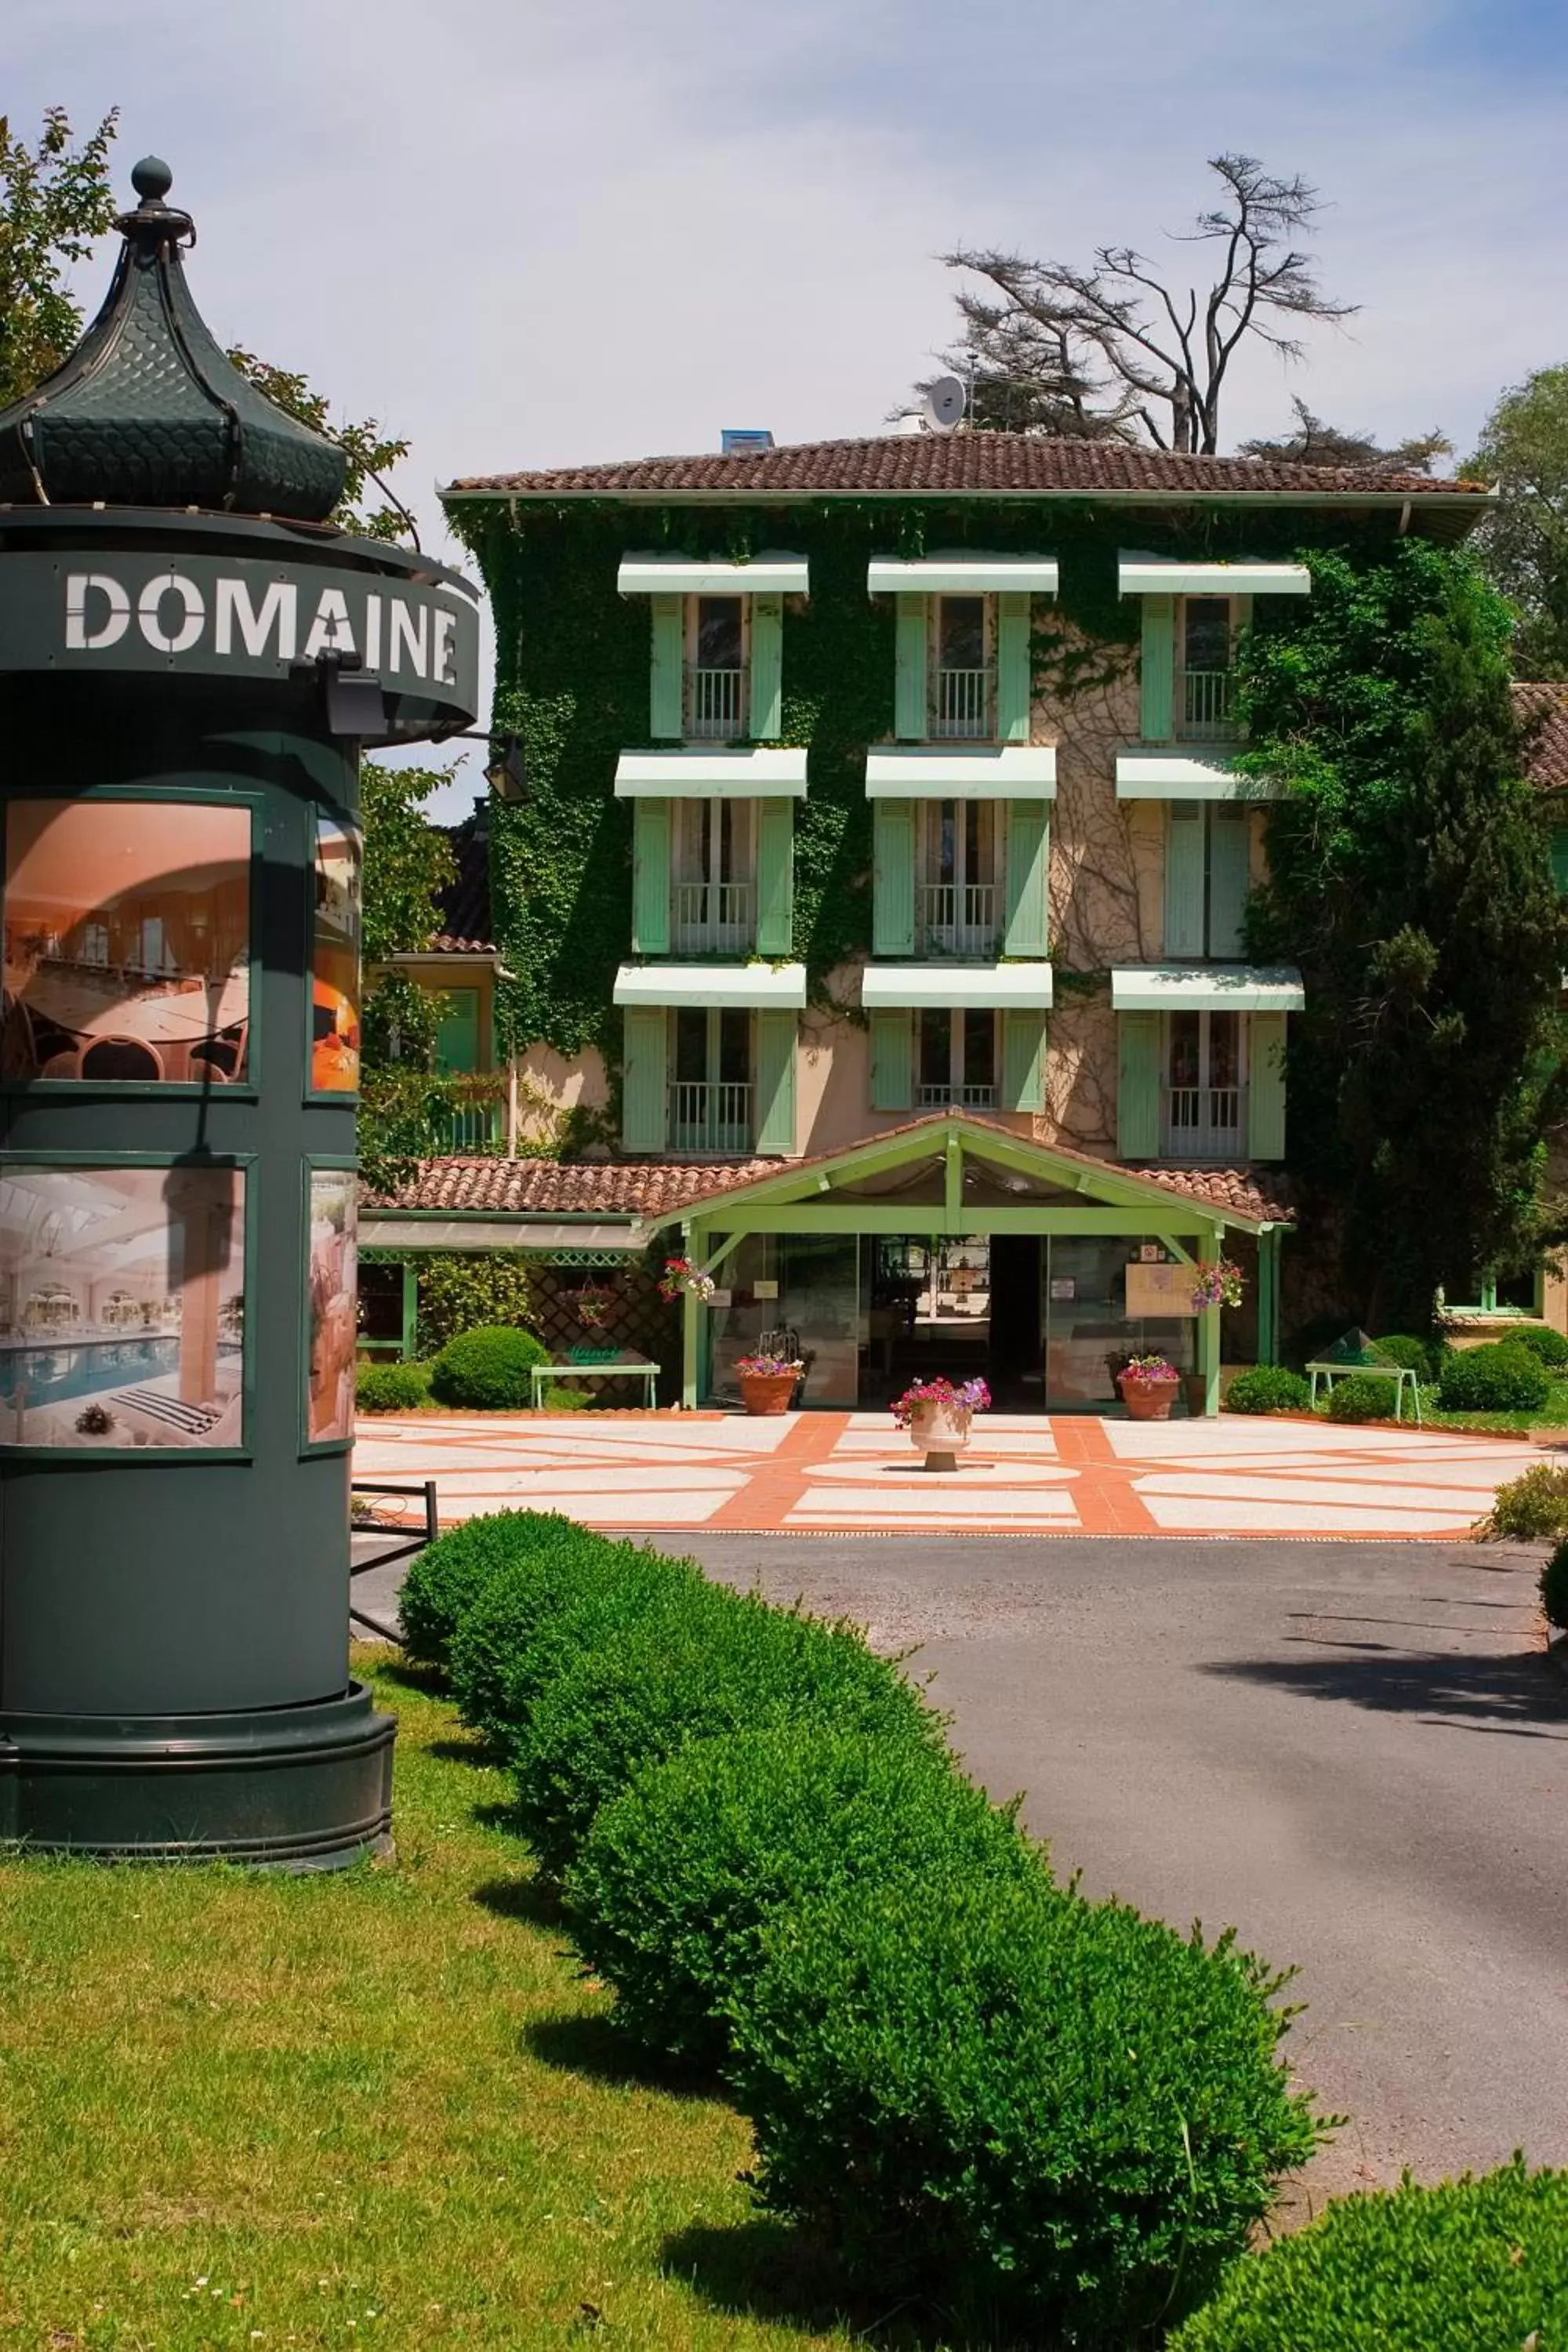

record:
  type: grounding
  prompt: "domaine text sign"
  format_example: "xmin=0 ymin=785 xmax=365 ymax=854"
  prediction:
xmin=0 ymin=550 xmax=480 ymax=713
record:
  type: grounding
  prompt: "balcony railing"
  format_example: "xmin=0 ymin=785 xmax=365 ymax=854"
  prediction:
xmin=1177 ymin=669 xmax=1239 ymax=742
xmin=931 ymin=666 xmax=992 ymax=739
xmin=670 ymin=880 xmax=755 ymax=953
xmin=686 ymin=664 xmax=746 ymax=740
xmin=670 ymin=1080 xmax=753 ymax=1154
xmin=1163 ymin=1084 xmax=1244 ymax=1159
xmin=916 ymin=1080 xmax=999 ymax=1111
xmin=432 ymin=1099 xmax=503 ymax=1152
xmin=917 ymin=882 xmax=998 ymax=956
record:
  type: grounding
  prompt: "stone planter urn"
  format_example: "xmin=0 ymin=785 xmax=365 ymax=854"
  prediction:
xmin=739 ymin=1369 xmax=798 ymax=1417
xmin=1119 ymin=1373 xmax=1178 ymax=1422
xmin=907 ymin=1398 xmax=975 ymax=1472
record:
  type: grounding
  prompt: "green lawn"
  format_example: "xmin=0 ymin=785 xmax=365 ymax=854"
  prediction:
xmin=0 ymin=1653 xmax=858 ymax=2351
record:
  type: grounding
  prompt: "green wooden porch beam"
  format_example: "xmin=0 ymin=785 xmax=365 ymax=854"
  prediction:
xmin=696 ymin=1203 xmax=1213 ymax=1236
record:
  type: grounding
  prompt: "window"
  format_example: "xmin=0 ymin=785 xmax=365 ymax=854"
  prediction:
xmin=918 ymin=800 xmax=997 ymax=954
xmin=916 ymin=1007 xmax=997 ymax=1109
xmin=670 ymin=1006 xmax=753 ymax=1151
xmin=671 ymin=797 xmax=754 ymax=952
xmin=1177 ymin=597 xmax=1240 ymax=742
xmin=434 ymin=987 xmax=482 ymax=1073
xmin=1164 ymin=1011 xmax=1244 ymax=1156
xmin=1164 ymin=800 xmax=1250 ymax=959
xmin=686 ymin=595 xmax=746 ymax=739
xmin=932 ymin=596 xmax=992 ymax=739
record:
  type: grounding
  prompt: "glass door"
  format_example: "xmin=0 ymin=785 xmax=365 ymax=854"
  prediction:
xmin=1044 ymin=1238 xmax=1195 ymax=1410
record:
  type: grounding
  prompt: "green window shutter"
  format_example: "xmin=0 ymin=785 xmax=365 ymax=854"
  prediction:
xmin=1207 ymin=802 xmax=1250 ymax=956
xmin=1140 ymin=594 xmax=1175 ymax=742
xmin=869 ymin=1008 xmax=913 ymax=1112
xmin=895 ymin=595 xmax=928 ymax=740
xmin=996 ymin=590 xmax=1031 ymax=742
xmin=1003 ymin=799 xmax=1050 ymax=956
xmin=622 ymin=1007 xmax=668 ymax=1152
xmin=1164 ymin=800 xmax=1206 ymax=958
xmin=1000 ymin=1008 xmax=1046 ymax=1112
xmin=1552 ymin=824 xmax=1568 ymax=895
xmin=1117 ymin=1011 xmax=1162 ymax=1158
xmin=754 ymin=797 xmax=794 ymax=956
xmin=649 ymin=592 xmax=683 ymax=739
xmin=873 ymin=798 xmax=916 ymax=956
xmin=433 ymin=988 xmax=480 ymax=1073
xmin=1247 ymin=1011 xmax=1287 ymax=1160
xmin=631 ymin=796 xmax=671 ymax=954
xmin=754 ymin=1009 xmax=797 ymax=1154
xmin=749 ymin=593 xmax=783 ymax=739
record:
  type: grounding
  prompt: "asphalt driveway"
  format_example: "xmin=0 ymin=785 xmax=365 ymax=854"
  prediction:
xmin=360 ymin=1530 xmax=1567 ymax=2202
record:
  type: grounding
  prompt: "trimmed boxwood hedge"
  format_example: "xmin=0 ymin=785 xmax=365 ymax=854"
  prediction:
xmin=354 ymin=1359 xmax=431 ymax=1413
xmin=1226 ymin=1365 xmax=1312 ymax=1414
xmin=723 ymin=1874 xmax=1319 ymax=2343
xmin=1368 ymin=1333 xmax=1443 ymax=1381
xmin=1507 ymin=1322 xmax=1568 ymax=1370
xmin=1436 ymin=1341 xmax=1550 ymax=1414
xmin=510 ymin=1581 xmax=945 ymax=1877
xmin=428 ymin=1323 xmax=550 ymax=1410
xmin=398 ymin=1508 xmax=581 ymax=1668
xmin=567 ymin=1726 xmax=1047 ymax=2067
xmin=1170 ymin=2156 xmax=1568 ymax=2350
xmin=1325 ymin=1372 xmax=1398 ymax=1424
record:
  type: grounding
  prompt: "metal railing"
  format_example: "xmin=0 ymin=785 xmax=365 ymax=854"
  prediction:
xmin=1178 ymin=670 xmax=1239 ymax=742
xmin=1164 ymin=1084 xmax=1244 ymax=1157
xmin=932 ymin=667 xmax=992 ymax=739
xmin=348 ymin=1478 xmax=439 ymax=1642
xmin=686 ymin=665 xmax=746 ymax=739
xmin=670 ymin=880 xmax=754 ymax=953
xmin=670 ymin=1080 xmax=753 ymax=1153
xmin=431 ymin=1099 xmax=503 ymax=1152
xmin=916 ymin=1080 xmax=999 ymax=1111
xmin=918 ymin=882 xmax=998 ymax=956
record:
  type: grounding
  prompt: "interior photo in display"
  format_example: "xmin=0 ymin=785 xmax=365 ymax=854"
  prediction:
xmin=0 ymin=1163 xmax=245 ymax=1447
xmin=310 ymin=815 xmax=361 ymax=1092
xmin=1 ymin=800 xmax=250 ymax=1084
xmin=306 ymin=1167 xmax=357 ymax=1443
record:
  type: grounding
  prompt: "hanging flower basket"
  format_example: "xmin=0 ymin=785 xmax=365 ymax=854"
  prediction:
xmin=893 ymin=1376 xmax=991 ymax=1471
xmin=1118 ymin=1353 xmax=1180 ymax=1421
xmin=659 ymin=1255 xmax=716 ymax=1304
xmin=737 ymin=1352 xmax=804 ymax=1415
xmin=572 ymin=1280 xmax=618 ymax=1329
xmin=1190 ymin=1259 xmax=1245 ymax=1312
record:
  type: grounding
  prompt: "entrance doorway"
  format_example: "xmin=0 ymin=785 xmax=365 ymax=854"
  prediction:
xmin=1043 ymin=1238 xmax=1196 ymax=1409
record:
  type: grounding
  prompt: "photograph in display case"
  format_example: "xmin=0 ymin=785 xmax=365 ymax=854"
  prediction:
xmin=310 ymin=815 xmax=361 ymax=1093
xmin=306 ymin=1166 xmax=358 ymax=1445
xmin=1 ymin=798 xmax=251 ymax=1084
xmin=0 ymin=1163 xmax=246 ymax=1448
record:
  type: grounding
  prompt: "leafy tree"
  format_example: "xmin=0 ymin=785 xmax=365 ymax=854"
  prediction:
xmin=1238 ymin=543 xmax=1568 ymax=1329
xmin=358 ymin=762 xmax=466 ymax=1191
xmin=225 ymin=347 xmax=418 ymax=543
xmin=0 ymin=104 xmax=118 ymax=408
xmin=923 ymin=155 xmax=1354 ymax=452
xmin=1239 ymin=397 xmax=1451 ymax=475
xmin=1467 ymin=364 xmax=1568 ymax=679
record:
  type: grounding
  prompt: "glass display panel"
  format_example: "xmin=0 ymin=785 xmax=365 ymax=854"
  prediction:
xmin=2 ymin=799 xmax=250 ymax=1085
xmin=1043 ymin=1237 xmax=1193 ymax=1409
xmin=310 ymin=815 xmax=361 ymax=1093
xmin=307 ymin=1167 xmax=358 ymax=1444
xmin=0 ymin=1163 xmax=245 ymax=1447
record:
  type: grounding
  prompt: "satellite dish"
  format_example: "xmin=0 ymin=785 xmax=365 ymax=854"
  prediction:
xmin=924 ymin=376 xmax=967 ymax=432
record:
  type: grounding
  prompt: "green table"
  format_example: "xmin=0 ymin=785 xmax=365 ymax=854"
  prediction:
xmin=530 ymin=1359 xmax=660 ymax=1410
xmin=1307 ymin=1361 xmax=1422 ymax=1424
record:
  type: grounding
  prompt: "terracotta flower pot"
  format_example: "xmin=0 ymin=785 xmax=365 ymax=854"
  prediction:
xmin=908 ymin=1399 xmax=974 ymax=1471
xmin=1119 ymin=1374 xmax=1176 ymax=1422
xmin=740 ymin=1370 xmax=797 ymax=1417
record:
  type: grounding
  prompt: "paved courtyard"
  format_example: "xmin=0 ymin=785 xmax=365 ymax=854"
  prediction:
xmin=352 ymin=1409 xmax=1543 ymax=1540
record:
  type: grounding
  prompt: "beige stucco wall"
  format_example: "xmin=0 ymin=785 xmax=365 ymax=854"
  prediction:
xmin=516 ymin=1041 xmax=610 ymax=1148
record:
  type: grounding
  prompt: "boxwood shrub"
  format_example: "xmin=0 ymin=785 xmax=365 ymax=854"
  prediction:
xmin=1436 ymin=1341 xmax=1550 ymax=1414
xmin=1170 ymin=2156 xmax=1568 ymax=2350
xmin=398 ymin=1508 xmax=580 ymax=1668
xmin=448 ymin=1529 xmax=701 ymax=1750
xmin=511 ymin=1582 xmax=944 ymax=1877
xmin=1543 ymin=1540 xmax=1568 ymax=1632
xmin=354 ymin=1359 xmax=431 ymax=1414
xmin=1225 ymin=1365 xmax=1312 ymax=1415
xmin=428 ymin=1323 xmax=550 ymax=1410
xmin=1486 ymin=1461 xmax=1568 ymax=1541
xmin=567 ymin=1726 xmax=1047 ymax=2067
xmin=1369 ymin=1333 xmax=1443 ymax=1381
xmin=724 ymin=1875 xmax=1319 ymax=2343
xmin=1326 ymin=1372 xmax=1398 ymax=1424
xmin=1506 ymin=1322 xmax=1568 ymax=1370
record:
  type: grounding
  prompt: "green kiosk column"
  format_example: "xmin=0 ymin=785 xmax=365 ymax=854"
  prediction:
xmin=0 ymin=160 xmax=480 ymax=1864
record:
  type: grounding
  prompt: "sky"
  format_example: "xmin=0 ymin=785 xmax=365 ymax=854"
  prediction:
xmin=12 ymin=0 xmax=1568 ymax=817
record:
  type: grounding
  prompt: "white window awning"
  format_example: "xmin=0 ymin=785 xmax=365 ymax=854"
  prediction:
xmin=1115 ymin=750 xmax=1279 ymax=802
xmin=614 ymin=962 xmax=807 ymax=1009
xmin=866 ymin=745 xmax=1057 ymax=799
xmin=1118 ymin=554 xmax=1312 ymax=597
xmin=867 ymin=556 xmax=1059 ymax=596
xmin=617 ymin=554 xmax=808 ymax=596
xmin=862 ymin=963 xmax=1054 ymax=1011
xmin=614 ymin=748 xmax=808 ymax=800
xmin=1112 ymin=964 xmax=1304 ymax=1012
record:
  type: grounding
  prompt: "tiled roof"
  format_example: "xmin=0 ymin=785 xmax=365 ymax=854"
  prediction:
xmin=1515 ymin=683 xmax=1568 ymax=793
xmin=372 ymin=1116 xmax=1294 ymax=1229
xmin=445 ymin=433 xmax=1488 ymax=506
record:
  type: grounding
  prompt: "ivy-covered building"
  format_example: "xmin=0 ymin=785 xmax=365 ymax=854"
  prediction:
xmin=416 ymin=433 xmax=1494 ymax=1412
